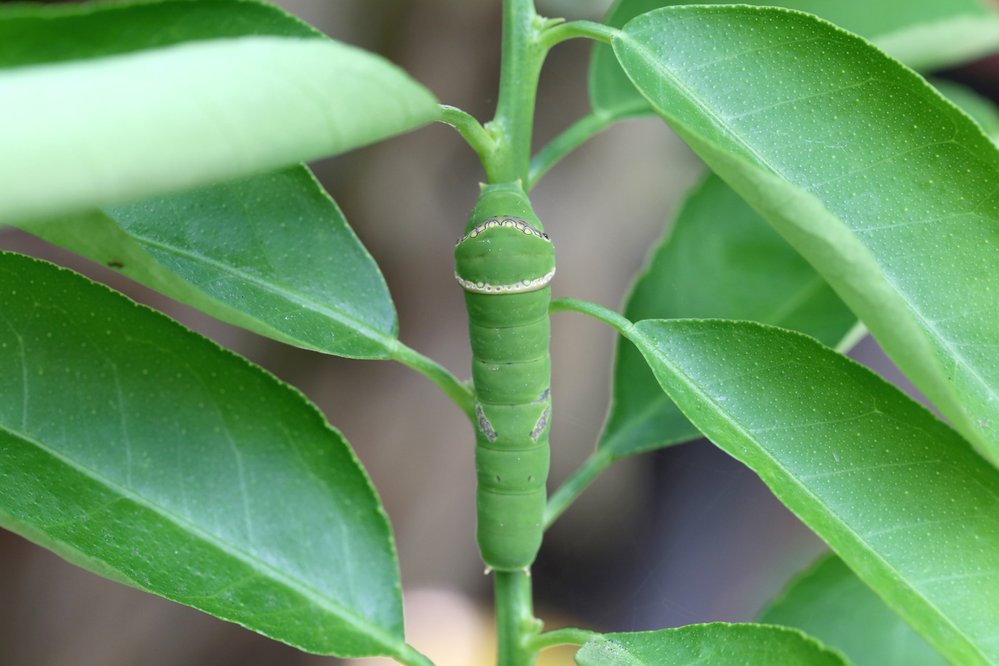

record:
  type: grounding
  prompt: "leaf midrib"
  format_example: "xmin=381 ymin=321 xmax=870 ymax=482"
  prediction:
xmin=604 ymin=271 xmax=844 ymax=455
xmin=132 ymin=233 xmax=397 ymax=353
xmin=626 ymin=323 xmax=987 ymax=665
xmin=0 ymin=422 xmax=404 ymax=655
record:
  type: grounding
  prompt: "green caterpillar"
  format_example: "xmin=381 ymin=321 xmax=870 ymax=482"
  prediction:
xmin=455 ymin=182 xmax=555 ymax=572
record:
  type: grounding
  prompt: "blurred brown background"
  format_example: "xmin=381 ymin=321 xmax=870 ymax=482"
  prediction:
xmin=1 ymin=1 xmax=997 ymax=664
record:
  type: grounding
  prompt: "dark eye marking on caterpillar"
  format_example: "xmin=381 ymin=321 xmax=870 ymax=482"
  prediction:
xmin=456 ymin=216 xmax=551 ymax=243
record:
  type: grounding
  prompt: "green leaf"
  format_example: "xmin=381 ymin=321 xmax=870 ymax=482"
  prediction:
xmin=613 ymin=5 xmax=999 ymax=465
xmin=760 ymin=554 xmax=946 ymax=666
xmin=600 ymin=174 xmax=858 ymax=459
xmin=0 ymin=0 xmax=439 ymax=223
xmin=0 ymin=0 xmax=319 ymax=67
xmin=933 ymin=80 xmax=999 ymax=144
xmin=0 ymin=252 xmax=424 ymax=662
xmin=620 ymin=318 xmax=999 ymax=665
xmin=591 ymin=0 xmax=999 ymax=116
xmin=575 ymin=623 xmax=847 ymax=665
xmin=25 ymin=166 xmax=399 ymax=359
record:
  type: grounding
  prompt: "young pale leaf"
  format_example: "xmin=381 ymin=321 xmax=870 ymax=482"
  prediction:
xmin=591 ymin=0 xmax=999 ymax=116
xmin=599 ymin=174 xmax=857 ymax=459
xmin=576 ymin=623 xmax=846 ymax=665
xmin=26 ymin=166 xmax=399 ymax=359
xmin=760 ymin=555 xmax=946 ymax=666
xmin=0 ymin=252 xmax=423 ymax=661
xmin=613 ymin=6 xmax=999 ymax=466
xmin=0 ymin=0 xmax=439 ymax=223
xmin=621 ymin=318 xmax=999 ymax=665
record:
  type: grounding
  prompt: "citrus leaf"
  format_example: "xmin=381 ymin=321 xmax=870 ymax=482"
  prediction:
xmin=599 ymin=174 xmax=857 ymax=459
xmin=760 ymin=554 xmax=946 ymax=666
xmin=933 ymin=79 xmax=999 ymax=143
xmin=0 ymin=0 xmax=319 ymax=67
xmin=621 ymin=318 xmax=999 ymax=665
xmin=591 ymin=0 xmax=999 ymax=116
xmin=0 ymin=0 xmax=439 ymax=223
xmin=26 ymin=166 xmax=399 ymax=359
xmin=576 ymin=623 xmax=846 ymax=665
xmin=0 ymin=252 xmax=425 ymax=662
xmin=613 ymin=5 xmax=999 ymax=465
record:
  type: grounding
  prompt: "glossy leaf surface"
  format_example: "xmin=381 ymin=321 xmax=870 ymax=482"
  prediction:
xmin=591 ymin=0 xmax=999 ymax=115
xmin=576 ymin=623 xmax=846 ymax=665
xmin=623 ymin=318 xmax=999 ymax=665
xmin=760 ymin=554 xmax=946 ymax=666
xmin=613 ymin=6 xmax=999 ymax=465
xmin=28 ymin=167 xmax=398 ymax=359
xmin=0 ymin=252 xmax=420 ymax=660
xmin=0 ymin=0 xmax=439 ymax=222
xmin=599 ymin=174 xmax=857 ymax=458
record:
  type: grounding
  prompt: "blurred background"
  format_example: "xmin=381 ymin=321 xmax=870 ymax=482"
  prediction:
xmin=0 ymin=1 xmax=996 ymax=664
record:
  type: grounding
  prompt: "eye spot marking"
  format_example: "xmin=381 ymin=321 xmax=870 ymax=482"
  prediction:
xmin=456 ymin=216 xmax=551 ymax=244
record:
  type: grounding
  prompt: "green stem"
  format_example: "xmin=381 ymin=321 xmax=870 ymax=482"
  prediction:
xmin=528 ymin=627 xmax=599 ymax=652
xmin=544 ymin=447 xmax=613 ymax=529
xmin=550 ymin=297 xmax=634 ymax=337
xmin=538 ymin=19 xmax=618 ymax=49
xmin=528 ymin=103 xmax=652 ymax=189
xmin=495 ymin=571 xmax=542 ymax=666
xmin=488 ymin=0 xmax=546 ymax=183
xmin=439 ymin=105 xmax=499 ymax=178
xmin=390 ymin=342 xmax=476 ymax=423
xmin=527 ymin=111 xmax=614 ymax=189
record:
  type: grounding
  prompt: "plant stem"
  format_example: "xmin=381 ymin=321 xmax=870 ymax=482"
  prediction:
xmin=542 ymin=300 xmax=640 ymax=528
xmin=550 ymin=297 xmax=634 ymax=337
xmin=488 ymin=0 xmax=546 ymax=183
xmin=528 ymin=627 xmax=599 ymax=652
xmin=538 ymin=19 xmax=618 ymax=49
xmin=495 ymin=571 xmax=542 ymax=666
xmin=439 ymin=105 xmax=499 ymax=178
xmin=527 ymin=103 xmax=651 ymax=189
xmin=544 ymin=447 xmax=613 ymax=528
xmin=390 ymin=342 xmax=476 ymax=422
xmin=527 ymin=111 xmax=614 ymax=189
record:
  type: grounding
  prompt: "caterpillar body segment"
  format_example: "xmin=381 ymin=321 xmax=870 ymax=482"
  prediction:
xmin=455 ymin=183 xmax=554 ymax=571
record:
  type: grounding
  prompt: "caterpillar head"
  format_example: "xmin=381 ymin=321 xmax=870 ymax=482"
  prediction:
xmin=454 ymin=184 xmax=555 ymax=294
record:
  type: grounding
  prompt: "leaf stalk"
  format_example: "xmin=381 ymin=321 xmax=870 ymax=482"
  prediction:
xmin=390 ymin=342 xmax=476 ymax=422
xmin=538 ymin=20 xmax=618 ymax=49
xmin=527 ymin=104 xmax=649 ymax=188
xmin=438 ymin=105 xmax=500 ymax=179
xmin=543 ymin=447 xmax=613 ymax=529
xmin=528 ymin=626 xmax=599 ymax=651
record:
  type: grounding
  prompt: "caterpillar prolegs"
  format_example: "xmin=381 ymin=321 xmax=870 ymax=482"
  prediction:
xmin=454 ymin=183 xmax=555 ymax=572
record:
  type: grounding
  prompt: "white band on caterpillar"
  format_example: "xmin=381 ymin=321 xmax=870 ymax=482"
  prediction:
xmin=455 ymin=267 xmax=556 ymax=294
